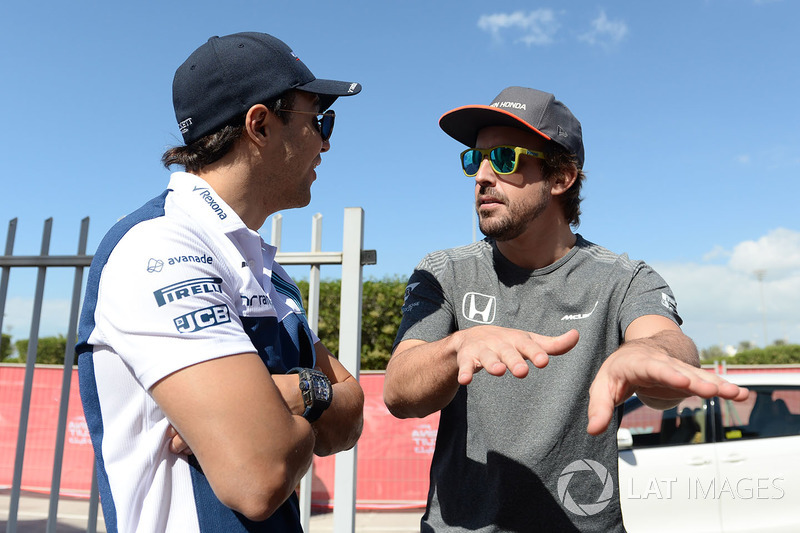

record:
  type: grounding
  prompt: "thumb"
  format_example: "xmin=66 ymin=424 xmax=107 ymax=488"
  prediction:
xmin=538 ymin=329 xmax=580 ymax=355
xmin=586 ymin=373 xmax=615 ymax=436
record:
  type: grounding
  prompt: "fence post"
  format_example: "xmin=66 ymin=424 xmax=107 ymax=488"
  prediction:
xmin=0 ymin=218 xmax=17 ymax=339
xmin=46 ymin=217 xmax=90 ymax=533
xmin=298 ymin=213 xmax=323 ymax=531
xmin=333 ymin=207 xmax=365 ymax=533
xmin=8 ymin=218 xmax=52 ymax=533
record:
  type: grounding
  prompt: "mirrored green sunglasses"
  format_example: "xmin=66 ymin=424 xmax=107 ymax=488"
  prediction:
xmin=460 ymin=145 xmax=545 ymax=177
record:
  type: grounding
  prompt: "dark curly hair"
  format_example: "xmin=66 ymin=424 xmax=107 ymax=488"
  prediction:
xmin=540 ymin=142 xmax=586 ymax=228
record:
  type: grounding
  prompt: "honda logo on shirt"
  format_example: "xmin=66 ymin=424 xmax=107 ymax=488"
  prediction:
xmin=462 ymin=292 xmax=496 ymax=324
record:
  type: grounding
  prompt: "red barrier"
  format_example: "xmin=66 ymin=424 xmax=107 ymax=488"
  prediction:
xmin=6 ymin=365 xmax=796 ymax=508
xmin=311 ymin=374 xmax=438 ymax=509
xmin=0 ymin=366 xmax=436 ymax=508
xmin=0 ymin=365 xmax=94 ymax=497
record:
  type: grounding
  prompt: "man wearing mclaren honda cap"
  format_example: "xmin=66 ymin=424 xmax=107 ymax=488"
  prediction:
xmin=77 ymin=32 xmax=363 ymax=532
xmin=384 ymin=86 xmax=747 ymax=532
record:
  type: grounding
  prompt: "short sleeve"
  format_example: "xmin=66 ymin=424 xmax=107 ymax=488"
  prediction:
xmin=90 ymin=219 xmax=260 ymax=389
xmin=618 ymin=262 xmax=683 ymax=335
xmin=393 ymin=259 xmax=457 ymax=351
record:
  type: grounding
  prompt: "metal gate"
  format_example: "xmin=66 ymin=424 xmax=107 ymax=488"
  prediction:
xmin=0 ymin=209 xmax=374 ymax=532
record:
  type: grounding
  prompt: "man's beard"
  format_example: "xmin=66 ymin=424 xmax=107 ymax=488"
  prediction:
xmin=477 ymin=185 xmax=549 ymax=241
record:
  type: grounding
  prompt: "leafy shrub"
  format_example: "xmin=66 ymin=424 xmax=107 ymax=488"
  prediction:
xmin=297 ymin=276 xmax=407 ymax=370
xmin=13 ymin=335 xmax=73 ymax=366
xmin=701 ymin=343 xmax=800 ymax=365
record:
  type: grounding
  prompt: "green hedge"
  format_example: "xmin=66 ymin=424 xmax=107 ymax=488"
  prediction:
xmin=296 ymin=276 xmax=407 ymax=370
xmin=12 ymin=335 xmax=71 ymax=365
xmin=706 ymin=344 xmax=800 ymax=365
xmin=1 ymin=333 xmax=11 ymax=361
xmin=1 ymin=277 xmax=410 ymax=369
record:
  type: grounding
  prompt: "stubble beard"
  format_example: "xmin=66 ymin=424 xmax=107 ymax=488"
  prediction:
xmin=477 ymin=186 xmax=550 ymax=241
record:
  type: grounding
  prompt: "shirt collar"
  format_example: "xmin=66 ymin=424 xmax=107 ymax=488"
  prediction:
xmin=167 ymin=172 xmax=250 ymax=235
xmin=168 ymin=171 xmax=277 ymax=273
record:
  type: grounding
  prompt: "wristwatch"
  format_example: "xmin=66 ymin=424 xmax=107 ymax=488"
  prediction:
xmin=288 ymin=367 xmax=333 ymax=422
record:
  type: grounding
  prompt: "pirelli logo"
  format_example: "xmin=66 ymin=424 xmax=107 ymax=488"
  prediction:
xmin=153 ymin=277 xmax=223 ymax=307
xmin=174 ymin=304 xmax=231 ymax=333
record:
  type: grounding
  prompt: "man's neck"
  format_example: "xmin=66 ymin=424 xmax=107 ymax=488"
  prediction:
xmin=494 ymin=217 xmax=577 ymax=270
xmin=194 ymin=145 xmax=275 ymax=232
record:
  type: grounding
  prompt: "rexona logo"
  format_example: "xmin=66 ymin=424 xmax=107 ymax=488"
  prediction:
xmin=168 ymin=254 xmax=214 ymax=266
xmin=557 ymin=459 xmax=614 ymax=516
xmin=153 ymin=277 xmax=223 ymax=307
xmin=192 ymin=186 xmax=227 ymax=220
xmin=174 ymin=304 xmax=231 ymax=333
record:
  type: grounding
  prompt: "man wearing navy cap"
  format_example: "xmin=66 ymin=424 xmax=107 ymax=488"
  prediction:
xmin=77 ymin=32 xmax=363 ymax=532
xmin=384 ymin=86 xmax=747 ymax=531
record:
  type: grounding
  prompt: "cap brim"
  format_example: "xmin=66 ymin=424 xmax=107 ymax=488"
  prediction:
xmin=439 ymin=105 xmax=551 ymax=147
xmin=297 ymin=78 xmax=362 ymax=111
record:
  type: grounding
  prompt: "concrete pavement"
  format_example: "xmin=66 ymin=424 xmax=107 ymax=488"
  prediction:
xmin=0 ymin=490 xmax=423 ymax=532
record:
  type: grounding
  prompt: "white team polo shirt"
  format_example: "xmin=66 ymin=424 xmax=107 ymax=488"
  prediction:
xmin=78 ymin=172 xmax=316 ymax=532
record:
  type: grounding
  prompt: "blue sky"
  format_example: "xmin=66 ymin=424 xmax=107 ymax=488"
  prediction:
xmin=1 ymin=0 xmax=798 ymax=351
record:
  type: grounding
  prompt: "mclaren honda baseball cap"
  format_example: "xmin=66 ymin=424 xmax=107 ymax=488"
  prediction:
xmin=172 ymin=32 xmax=362 ymax=144
xmin=439 ymin=86 xmax=584 ymax=169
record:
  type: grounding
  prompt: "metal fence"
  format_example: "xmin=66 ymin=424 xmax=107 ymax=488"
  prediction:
xmin=0 ymin=209 xmax=375 ymax=533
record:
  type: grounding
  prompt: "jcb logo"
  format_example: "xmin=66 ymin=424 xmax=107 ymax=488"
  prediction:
xmin=174 ymin=305 xmax=231 ymax=333
xmin=462 ymin=292 xmax=496 ymax=324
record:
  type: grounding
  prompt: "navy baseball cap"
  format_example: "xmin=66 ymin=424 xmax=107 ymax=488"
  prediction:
xmin=173 ymin=32 xmax=362 ymax=144
xmin=439 ymin=86 xmax=584 ymax=169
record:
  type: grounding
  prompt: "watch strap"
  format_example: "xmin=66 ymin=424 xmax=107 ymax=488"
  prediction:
xmin=287 ymin=367 xmax=332 ymax=422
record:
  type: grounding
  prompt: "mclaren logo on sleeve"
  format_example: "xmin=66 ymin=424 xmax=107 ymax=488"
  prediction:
xmin=661 ymin=292 xmax=678 ymax=314
xmin=462 ymin=292 xmax=496 ymax=324
xmin=174 ymin=304 xmax=231 ymax=333
xmin=153 ymin=277 xmax=223 ymax=307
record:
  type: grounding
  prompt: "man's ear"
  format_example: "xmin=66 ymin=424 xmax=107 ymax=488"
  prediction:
xmin=551 ymin=167 xmax=578 ymax=196
xmin=244 ymin=104 xmax=271 ymax=145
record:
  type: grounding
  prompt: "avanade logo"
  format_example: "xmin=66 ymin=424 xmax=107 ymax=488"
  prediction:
xmin=168 ymin=253 xmax=214 ymax=266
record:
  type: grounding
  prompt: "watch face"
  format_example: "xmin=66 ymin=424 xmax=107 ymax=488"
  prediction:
xmin=311 ymin=375 xmax=331 ymax=401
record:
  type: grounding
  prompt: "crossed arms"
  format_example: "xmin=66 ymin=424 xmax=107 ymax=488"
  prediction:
xmin=151 ymin=341 xmax=363 ymax=521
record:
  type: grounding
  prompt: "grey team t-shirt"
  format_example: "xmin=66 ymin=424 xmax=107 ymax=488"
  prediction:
xmin=394 ymin=235 xmax=682 ymax=533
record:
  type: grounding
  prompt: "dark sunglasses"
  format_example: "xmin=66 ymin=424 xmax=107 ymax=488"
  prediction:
xmin=280 ymin=109 xmax=336 ymax=141
xmin=460 ymin=145 xmax=545 ymax=177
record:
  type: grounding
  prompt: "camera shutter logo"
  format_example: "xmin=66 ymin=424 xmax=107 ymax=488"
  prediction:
xmin=557 ymin=459 xmax=614 ymax=516
xmin=462 ymin=292 xmax=496 ymax=324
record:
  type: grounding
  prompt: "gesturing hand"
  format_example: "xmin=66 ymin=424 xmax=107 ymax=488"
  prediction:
xmin=451 ymin=326 xmax=580 ymax=385
xmin=586 ymin=337 xmax=748 ymax=436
